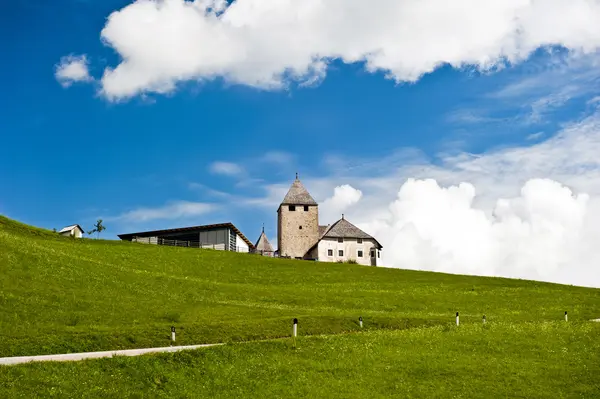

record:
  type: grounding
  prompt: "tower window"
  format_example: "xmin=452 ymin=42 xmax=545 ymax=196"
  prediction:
xmin=378 ymin=251 xmax=380 ymax=258
xmin=358 ymin=250 xmax=363 ymax=258
xmin=327 ymin=249 xmax=333 ymax=256
xmin=299 ymin=226 xmax=302 ymax=230
xmin=357 ymin=238 xmax=363 ymax=244
xmin=338 ymin=250 xmax=344 ymax=256
xmin=304 ymin=205 xmax=309 ymax=211
xmin=289 ymin=205 xmax=296 ymax=211
xmin=337 ymin=237 xmax=343 ymax=243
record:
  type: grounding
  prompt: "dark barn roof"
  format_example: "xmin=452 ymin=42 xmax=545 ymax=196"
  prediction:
xmin=117 ymin=222 xmax=255 ymax=249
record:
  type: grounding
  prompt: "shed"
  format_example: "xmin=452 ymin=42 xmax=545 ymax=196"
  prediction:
xmin=59 ymin=224 xmax=84 ymax=238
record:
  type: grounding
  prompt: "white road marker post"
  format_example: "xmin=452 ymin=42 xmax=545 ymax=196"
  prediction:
xmin=483 ymin=315 xmax=486 ymax=324
xmin=565 ymin=311 xmax=568 ymax=322
xmin=292 ymin=318 xmax=298 ymax=348
xmin=171 ymin=326 xmax=176 ymax=344
xmin=456 ymin=312 xmax=459 ymax=326
xmin=359 ymin=316 xmax=363 ymax=328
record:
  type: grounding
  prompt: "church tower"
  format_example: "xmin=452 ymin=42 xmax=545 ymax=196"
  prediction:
xmin=277 ymin=174 xmax=319 ymax=259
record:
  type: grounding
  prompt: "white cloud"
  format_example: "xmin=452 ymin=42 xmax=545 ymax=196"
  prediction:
xmin=320 ymin=185 xmax=363 ymax=223
xmin=363 ymin=178 xmax=596 ymax=286
xmin=527 ymin=92 xmax=572 ymax=124
xmin=362 ymin=114 xmax=600 ymax=287
xmin=446 ymin=109 xmax=509 ymax=125
xmin=446 ymin=52 xmax=600 ymax=129
xmin=55 ymin=54 xmax=93 ymax=87
xmin=526 ymin=131 xmax=545 ymax=141
xmin=112 ymin=201 xmax=215 ymax=222
xmin=188 ymin=182 xmax=232 ymax=198
xmin=209 ymin=161 xmax=243 ymax=176
xmin=62 ymin=0 xmax=600 ymax=100
xmin=241 ymin=111 xmax=600 ymax=287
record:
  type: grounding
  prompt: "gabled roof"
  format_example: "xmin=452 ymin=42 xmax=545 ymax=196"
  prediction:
xmin=321 ymin=217 xmax=382 ymax=249
xmin=255 ymin=230 xmax=274 ymax=252
xmin=59 ymin=224 xmax=84 ymax=234
xmin=280 ymin=175 xmax=318 ymax=206
xmin=304 ymin=217 xmax=383 ymax=256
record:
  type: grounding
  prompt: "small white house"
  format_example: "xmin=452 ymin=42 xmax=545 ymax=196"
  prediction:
xmin=306 ymin=216 xmax=383 ymax=266
xmin=58 ymin=224 xmax=84 ymax=238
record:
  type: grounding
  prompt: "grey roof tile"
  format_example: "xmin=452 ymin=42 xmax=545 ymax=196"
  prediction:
xmin=280 ymin=177 xmax=318 ymax=206
xmin=255 ymin=231 xmax=274 ymax=252
xmin=318 ymin=225 xmax=330 ymax=238
xmin=322 ymin=217 xmax=382 ymax=248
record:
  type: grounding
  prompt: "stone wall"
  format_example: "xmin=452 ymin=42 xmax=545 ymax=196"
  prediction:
xmin=277 ymin=204 xmax=319 ymax=258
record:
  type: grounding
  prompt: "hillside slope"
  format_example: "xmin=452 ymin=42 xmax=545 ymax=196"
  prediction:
xmin=1 ymin=215 xmax=599 ymax=357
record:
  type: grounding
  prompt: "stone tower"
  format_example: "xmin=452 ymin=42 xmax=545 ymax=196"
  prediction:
xmin=277 ymin=174 xmax=319 ymax=259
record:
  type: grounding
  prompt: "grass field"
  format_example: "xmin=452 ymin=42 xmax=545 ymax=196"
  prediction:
xmin=2 ymin=322 xmax=599 ymax=398
xmin=1 ymin=215 xmax=600 ymax=397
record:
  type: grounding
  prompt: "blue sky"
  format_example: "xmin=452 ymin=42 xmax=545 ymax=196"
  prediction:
xmin=2 ymin=0 xmax=600 ymax=286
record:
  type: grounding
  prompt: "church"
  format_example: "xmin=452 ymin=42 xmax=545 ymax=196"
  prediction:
xmin=272 ymin=174 xmax=382 ymax=266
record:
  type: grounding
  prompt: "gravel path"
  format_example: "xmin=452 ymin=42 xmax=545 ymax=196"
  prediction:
xmin=4 ymin=319 xmax=600 ymax=366
xmin=0 ymin=343 xmax=224 ymax=366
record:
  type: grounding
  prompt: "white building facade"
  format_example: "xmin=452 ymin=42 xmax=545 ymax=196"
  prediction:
xmin=316 ymin=236 xmax=382 ymax=266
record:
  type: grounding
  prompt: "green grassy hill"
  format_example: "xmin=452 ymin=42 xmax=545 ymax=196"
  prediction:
xmin=1 ymin=215 xmax=600 ymax=397
xmin=1 ymin=215 xmax=599 ymax=357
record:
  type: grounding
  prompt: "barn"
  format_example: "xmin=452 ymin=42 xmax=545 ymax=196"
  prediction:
xmin=117 ymin=222 xmax=254 ymax=252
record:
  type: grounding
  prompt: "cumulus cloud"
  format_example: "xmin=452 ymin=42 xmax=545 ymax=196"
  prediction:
xmin=112 ymin=201 xmax=215 ymax=222
xmin=55 ymin=55 xmax=93 ymax=87
xmin=360 ymin=178 xmax=598 ymax=286
xmin=347 ymin=114 xmax=600 ymax=288
xmin=320 ymin=185 xmax=363 ymax=222
xmin=61 ymin=0 xmax=600 ymax=100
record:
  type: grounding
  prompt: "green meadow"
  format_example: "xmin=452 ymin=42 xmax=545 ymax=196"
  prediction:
xmin=2 ymin=323 xmax=599 ymax=398
xmin=1 ymin=215 xmax=600 ymax=397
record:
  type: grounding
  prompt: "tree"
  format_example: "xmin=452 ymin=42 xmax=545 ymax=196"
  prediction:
xmin=88 ymin=219 xmax=106 ymax=239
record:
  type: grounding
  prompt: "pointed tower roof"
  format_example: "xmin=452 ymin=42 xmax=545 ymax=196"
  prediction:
xmin=255 ymin=226 xmax=274 ymax=252
xmin=280 ymin=173 xmax=318 ymax=206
